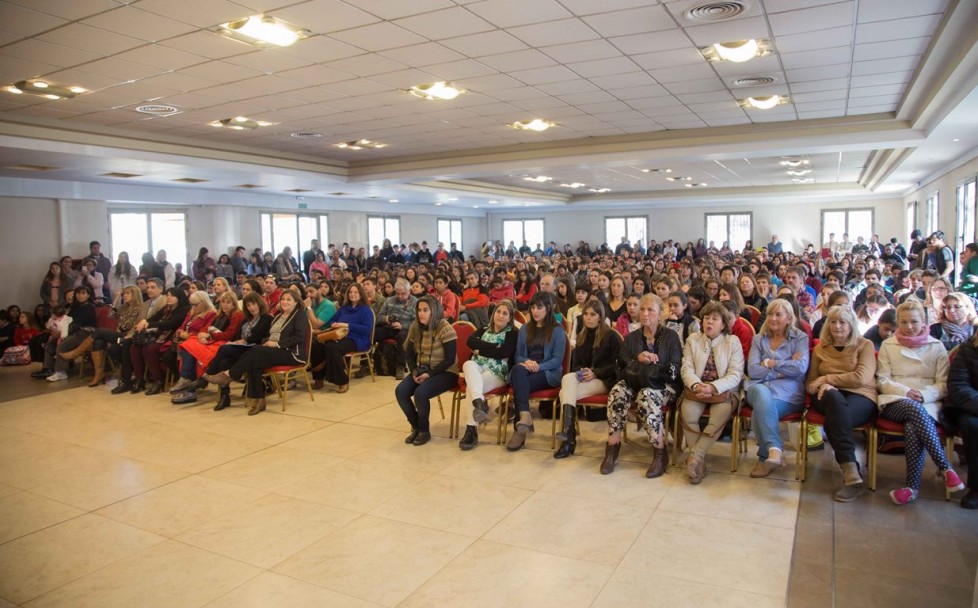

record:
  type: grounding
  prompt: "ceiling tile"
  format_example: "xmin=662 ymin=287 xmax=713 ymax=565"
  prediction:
xmin=453 ymin=73 xmax=523 ymax=91
xmin=440 ymin=30 xmax=527 ymax=56
xmin=678 ymin=90 xmax=735 ymax=104
xmin=465 ymin=0 xmax=571 ymax=28
xmin=393 ymin=7 xmax=495 ymax=40
xmin=785 ymin=64 xmax=852 ymax=82
xmin=508 ymin=18 xmax=599 ymax=47
xmin=582 ymin=5 xmax=673 ymax=37
xmin=630 ymin=48 xmax=707 ymax=71
xmin=849 ymin=83 xmax=905 ymax=98
xmin=509 ymin=65 xmax=578 ymax=85
xmin=422 ymin=58 xmax=497 ymax=80
xmin=137 ymin=0 xmax=248 ymax=28
xmin=81 ymin=6 xmax=197 ymax=43
xmin=772 ymin=26 xmax=853 ymax=54
xmin=343 ymin=0 xmax=456 ymax=20
xmin=851 ymin=55 xmax=920 ymax=76
xmin=74 ymin=57 xmax=168 ymax=81
xmin=792 ymin=90 xmax=848 ymax=103
xmin=684 ymin=16 xmax=771 ymax=47
xmin=764 ymin=0 xmax=843 ymax=13
xmin=115 ymin=44 xmax=209 ymax=71
xmin=663 ymin=78 xmax=726 ymax=95
xmin=43 ymin=67 xmax=132 ymax=91
xmin=4 ymin=0 xmax=118 ymax=21
xmin=329 ymin=22 xmax=428 ymax=52
xmin=790 ymin=77 xmax=850 ymax=93
xmin=377 ymin=42 xmax=464 ymax=67
xmin=558 ymin=90 xmax=616 ymax=105
xmin=181 ymin=60 xmax=263 ymax=84
xmin=648 ymin=62 xmax=716 ymax=83
xmin=781 ymin=46 xmax=853 ymax=70
xmin=160 ymin=31 xmax=258 ymax=60
xmin=535 ymin=80 xmax=600 ymax=95
xmin=366 ymin=68 xmax=441 ymax=88
xmin=608 ymin=30 xmax=692 ymax=55
xmin=269 ymin=1 xmax=380 ymax=35
xmin=1 ymin=39 xmax=102 ymax=69
xmin=610 ymin=84 xmax=671 ymax=100
xmin=323 ymin=54 xmax=408 ymax=77
xmin=686 ymin=100 xmax=738 ymax=112
xmin=273 ymin=36 xmax=363 ymax=63
xmin=854 ymin=14 xmax=942 ymax=43
xmin=589 ymin=71 xmax=659 ymax=90
xmin=768 ymin=2 xmax=854 ymax=37
xmin=0 ymin=3 xmax=68 ymax=39
xmin=566 ymin=57 xmax=637 ymax=78
xmin=848 ymin=71 xmax=912 ymax=88
xmin=538 ymin=39 xmax=621 ymax=65
xmin=478 ymin=49 xmax=557 ymax=71
xmin=848 ymin=94 xmax=901 ymax=107
xmin=38 ymin=23 xmax=146 ymax=56
xmin=853 ymin=37 xmax=930 ymax=62
xmin=857 ymin=0 xmax=949 ymax=23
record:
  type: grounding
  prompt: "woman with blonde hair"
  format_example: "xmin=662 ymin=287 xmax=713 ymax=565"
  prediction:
xmin=930 ymin=291 xmax=977 ymax=351
xmin=744 ymin=298 xmax=809 ymax=477
xmin=679 ymin=301 xmax=745 ymax=483
xmin=88 ymin=284 xmax=143 ymax=387
xmin=877 ymin=301 xmax=962 ymax=505
xmin=807 ymin=305 xmax=878 ymax=501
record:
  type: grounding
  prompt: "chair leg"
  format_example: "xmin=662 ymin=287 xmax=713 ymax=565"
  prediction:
xmin=304 ymin=371 xmax=315 ymax=402
xmin=497 ymin=396 xmax=509 ymax=444
xmin=945 ymin=436 xmax=954 ymax=501
xmin=798 ymin=419 xmax=808 ymax=482
xmin=671 ymin=409 xmax=683 ymax=467
xmin=437 ymin=395 xmax=446 ymax=420
xmin=551 ymin=401 xmax=558 ymax=450
xmin=867 ymin=427 xmax=877 ymax=491
xmin=368 ymin=352 xmax=376 ymax=382
xmin=730 ymin=414 xmax=740 ymax=472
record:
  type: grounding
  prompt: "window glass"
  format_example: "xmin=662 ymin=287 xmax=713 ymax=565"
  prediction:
xmin=150 ymin=213 xmax=187 ymax=269
xmin=110 ymin=213 xmax=149 ymax=266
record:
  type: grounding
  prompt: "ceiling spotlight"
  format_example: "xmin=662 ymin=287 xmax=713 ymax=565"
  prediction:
xmin=666 ymin=176 xmax=694 ymax=182
xmin=434 ymin=202 xmax=444 ymax=206
xmin=408 ymin=81 xmax=465 ymax=101
xmin=447 ymin=197 xmax=458 ymax=201
xmin=785 ymin=169 xmax=812 ymax=176
xmin=523 ymin=175 xmax=552 ymax=183
xmin=953 ymin=138 xmax=961 ymax=142
xmin=779 ymin=158 xmax=811 ymax=167
xmin=512 ymin=118 xmax=555 ymax=132
xmin=4 ymin=80 xmax=85 ymax=100
xmin=208 ymin=116 xmax=275 ymax=129
xmin=684 ymin=183 xmax=708 ymax=188
xmin=739 ymin=95 xmax=788 ymax=110
xmin=219 ymin=15 xmax=307 ymax=47
xmin=559 ymin=182 xmax=586 ymax=189
xmin=589 ymin=188 xmax=611 ymax=193
xmin=641 ymin=168 xmax=672 ymax=173
xmin=488 ymin=200 xmax=499 ymax=204
xmin=701 ymin=39 xmax=768 ymax=63
xmin=336 ymin=139 xmax=388 ymax=150
xmin=389 ymin=199 xmax=399 ymax=203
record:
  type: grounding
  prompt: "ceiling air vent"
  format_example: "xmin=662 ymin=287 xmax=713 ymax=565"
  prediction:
xmin=685 ymin=1 xmax=750 ymax=22
xmin=172 ymin=178 xmax=208 ymax=183
xmin=290 ymin=131 xmax=322 ymax=138
xmin=5 ymin=164 xmax=59 ymax=171
xmin=101 ymin=172 xmax=141 ymax=178
xmin=733 ymin=76 xmax=775 ymax=87
xmin=235 ymin=184 xmax=264 ymax=188
xmin=135 ymin=104 xmax=180 ymax=116
xmin=286 ymin=188 xmax=312 ymax=192
xmin=329 ymin=192 xmax=349 ymax=196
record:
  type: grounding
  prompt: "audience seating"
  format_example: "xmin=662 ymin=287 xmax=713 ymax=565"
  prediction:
xmin=496 ymin=343 xmax=571 ymax=447
xmin=262 ymin=319 xmax=314 ymax=411
xmin=343 ymin=307 xmax=376 ymax=383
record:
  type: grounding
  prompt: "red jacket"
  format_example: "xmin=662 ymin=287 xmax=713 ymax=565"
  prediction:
xmin=731 ymin=317 xmax=753 ymax=360
xmin=490 ymin=282 xmax=515 ymax=303
xmin=515 ymin=282 xmax=538 ymax=305
xmin=461 ymin=286 xmax=489 ymax=311
xmin=437 ymin=290 xmax=459 ymax=321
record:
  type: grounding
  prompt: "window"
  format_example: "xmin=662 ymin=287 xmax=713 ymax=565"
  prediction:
xmin=906 ymin=201 xmax=918 ymax=236
xmin=368 ymin=215 xmax=400 ymax=251
xmin=925 ymin=192 xmax=940 ymax=235
xmin=605 ymin=216 xmax=648 ymax=248
xmin=260 ymin=212 xmax=328 ymax=259
xmin=502 ymin=219 xmax=544 ymax=252
xmin=956 ymin=178 xmax=977 ymax=253
xmin=437 ymin=219 xmax=462 ymax=252
xmin=821 ymin=209 xmax=873 ymax=246
xmin=109 ymin=210 xmax=188 ymax=270
xmin=704 ymin=213 xmax=751 ymax=251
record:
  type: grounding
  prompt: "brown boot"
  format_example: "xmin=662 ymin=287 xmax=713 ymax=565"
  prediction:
xmin=61 ymin=335 xmax=94 ymax=361
xmin=646 ymin=446 xmax=669 ymax=479
xmin=248 ymin=398 xmax=266 ymax=416
xmin=87 ymin=350 xmax=106 ymax=387
xmin=600 ymin=442 xmax=621 ymax=475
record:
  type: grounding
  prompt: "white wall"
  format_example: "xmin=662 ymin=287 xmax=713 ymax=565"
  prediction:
xmin=903 ymin=153 xmax=978 ymax=241
xmin=487 ymin=197 xmax=905 ymax=254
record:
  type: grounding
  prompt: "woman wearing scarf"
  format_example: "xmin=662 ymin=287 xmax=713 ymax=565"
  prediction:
xmin=930 ymin=292 xmax=977 ymax=351
xmin=877 ymin=301 xmax=963 ymax=505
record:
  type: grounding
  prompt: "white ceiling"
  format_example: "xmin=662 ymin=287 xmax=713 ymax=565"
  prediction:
xmin=0 ymin=0 xmax=974 ymax=209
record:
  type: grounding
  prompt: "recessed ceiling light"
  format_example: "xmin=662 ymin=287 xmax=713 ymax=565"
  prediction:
xmin=336 ymin=139 xmax=387 ymax=150
xmin=785 ymin=169 xmax=812 ymax=176
xmin=218 ymin=15 xmax=307 ymax=47
xmin=172 ymin=177 xmax=208 ymax=183
xmin=522 ymin=203 xmax=531 ymax=207
xmin=512 ymin=118 xmax=555 ymax=132
xmin=5 ymin=164 xmax=60 ymax=171
xmin=136 ymin=104 xmax=180 ymax=116
xmin=701 ymin=39 xmax=769 ymax=63
xmin=739 ymin=95 xmax=788 ymax=110
xmin=101 ymin=172 xmax=141 ymax=178
xmin=434 ymin=202 xmax=444 ymax=206
xmin=235 ymin=184 xmax=265 ymax=188
xmin=779 ymin=158 xmax=810 ymax=167
xmin=4 ymin=80 xmax=85 ymax=100
xmin=286 ymin=188 xmax=312 ymax=192
xmin=953 ymin=138 xmax=961 ymax=142
xmin=523 ymin=175 xmax=552 ymax=182
xmin=684 ymin=182 xmax=708 ymax=188
xmin=666 ymin=176 xmax=694 ymax=182
xmin=472 ymin=205 xmax=480 ymax=208
xmin=792 ymin=177 xmax=815 ymax=184
xmin=589 ymin=188 xmax=611 ymax=193
xmin=488 ymin=200 xmax=498 ymax=204
xmin=408 ymin=81 xmax=465 ymax=101
xmin=208 ymin=116 xmax=275 ymax=129
xmin=641 ymin=168 xmax=673 ymax=173
xmin=559 ymin=182 xmax=586 ymax=189
xmin=389 ymin=199 xmax=399 ymax=203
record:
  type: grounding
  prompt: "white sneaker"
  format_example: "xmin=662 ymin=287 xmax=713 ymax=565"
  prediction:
xmin=46 ymin=371 xmax=68 ymax=382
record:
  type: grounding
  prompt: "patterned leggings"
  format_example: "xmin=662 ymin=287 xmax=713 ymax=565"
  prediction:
xmin=880 ymin=399 xmax=950 ymax=490
xmin=607 ymin=380 xmax=676 ymax=447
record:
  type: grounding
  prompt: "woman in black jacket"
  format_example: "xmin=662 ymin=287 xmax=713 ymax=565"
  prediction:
xmin=457 ymin=299 xmax=518 ymax=450
xmin=201 ymin=293 xmax=272 ymax=412
xmin=554 ymin=299 xmax=623 ymax=458
xmin=41 ymin=286 xmax=98 ymax=382
xmin=130 ymin=287 xmax=190 ymax=395
xmin=946 ymin=334 xmax=978 ymax=508
xmin=601 ymin=294 xmax=683 ymax=478
xmin=205 ymin=288 xmax=308 ymax=416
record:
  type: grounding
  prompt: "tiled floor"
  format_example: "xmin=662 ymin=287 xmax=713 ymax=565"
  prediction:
xmin=0 ymin=364 xmax=974 ymax=607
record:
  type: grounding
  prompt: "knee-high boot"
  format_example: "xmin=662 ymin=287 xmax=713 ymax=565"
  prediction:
xmin=88 ymin=350 xmax=106 ymax=387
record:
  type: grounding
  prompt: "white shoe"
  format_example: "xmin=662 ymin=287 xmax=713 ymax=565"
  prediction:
xmin=47 ymin=371 xmax=68 ymax=382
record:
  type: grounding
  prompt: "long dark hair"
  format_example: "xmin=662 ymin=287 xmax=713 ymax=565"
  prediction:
xmin=114 ymin=251 xmax=134 ymax=279
xmin=577 ymin=298 xmax=610 ymax=354
xmin=242 ymin=292 xmax=268 ymax=320
xmin=406 ymin=295 xmax=446 ymax=348
xmin=525 ymin=292 xmax=558 ymax=345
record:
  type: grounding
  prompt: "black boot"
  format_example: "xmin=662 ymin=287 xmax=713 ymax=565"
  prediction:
xmin=131 ymin=379 xmax=146 ymax=394
xmin=111 ymin=381 xmax=133 ymax=395
xmin=31 ymin=368 xmax=54 ymax=379
xmin=213 ymin=386 xmax=231 ymax=411
xmin=555 ymin=404 xmax=575 ymax=441
xmin=600 ymin=442 xmax=621 ymax=475
xmin=458 ymin=425 xmax=478 ymax=450
xmin=554 ymin=426 xmax=576 ymax=459
xmin=145 ymin=381 xmax=164 ymax=396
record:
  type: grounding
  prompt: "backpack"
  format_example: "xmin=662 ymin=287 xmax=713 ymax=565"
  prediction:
xmin=2 ymin=345 xmax=31 ymax=366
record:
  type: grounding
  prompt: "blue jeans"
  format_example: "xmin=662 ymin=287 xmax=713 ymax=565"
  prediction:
xmin=746 ymin=384 xmax=803 ymax=461
xmin=395 ymin=372 xmax=458 ymax=433
xmin=510 ymin=365 xmax=555 ymax=414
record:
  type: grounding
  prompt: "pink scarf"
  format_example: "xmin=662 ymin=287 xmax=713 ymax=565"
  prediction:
xmin=895 ymin=328 xmax=930 ymax=349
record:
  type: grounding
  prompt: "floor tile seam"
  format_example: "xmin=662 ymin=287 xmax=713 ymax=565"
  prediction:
xmin=831 ymin=564 xmax=978 ymax=591
xmin=528 ymin=485 xmax=666 ymax=515
xmin=615 ymin=561 xmax=790 ymax=599
xmin=605 ymin=565 xmax=789 ymax=599
xmin=0 ymin=506 xmax=90 ymax=547
xmin=653 ymin=503 xmax=801 ymax=533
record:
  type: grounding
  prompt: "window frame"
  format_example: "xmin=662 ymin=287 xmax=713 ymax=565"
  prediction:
xmin=437 ymin=217 xmax=463 ymax=253
xmin=604 ymin=215 xmax=648 ymax=248
xmin=502 ymin=218 xmax=545 ymax=252
xmin=906 ymin=200 xmax=918 ymax=237
xmin=367 ymin=214 xmax=401 ymax=251
xmin=819 ymin=208 xmax=875 ymax=246
xmin=956 ymin=177 xmax=977 ymax=255
xmin=107 ymin=207 xmax=190 ymax=269
xmin=925 ymin=191 xmax=940 ymax=235
xmin=703 ymin=212 xmax=752 ymax=250
xmin=259 ymin=211 xmax=328 ymax=261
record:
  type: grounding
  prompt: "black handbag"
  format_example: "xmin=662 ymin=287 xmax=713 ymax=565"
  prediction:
xmin=131 ymin=330 xmax=156 ymax=346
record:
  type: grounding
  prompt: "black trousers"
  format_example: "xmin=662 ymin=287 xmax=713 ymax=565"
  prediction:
xmin=206 ymin=344 xmax=247 ymax=375
xmin=29 ymin=332 xmax=49 ymax=363
xmin=811 ymin=389 xmax=877 ymax=465
xmin=229 ymin=346 xmax=303 ymax=399
xmin=374 ymin=325 xmax=407 ymax=368
xmin=320 ymin=337 xmax=357 ymax=385
xmin=954 ymin=411 xmax=978 ymax=489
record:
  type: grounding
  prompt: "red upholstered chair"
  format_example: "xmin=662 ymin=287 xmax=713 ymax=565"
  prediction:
xmin=446 ymin=320 xmax=476 ymax=438
xmin=798 ymin=396 xmax=874 ymax=483
xmin=262 ymin=319 xmax=314 ymax=411
xmin=497 ymin=342 xmax=571 ymax=447
xmin=343 ymin=307 xmax=377 ymax=383
xmin=731 ymin=402 xmax=803 ymax=472
xmin=744 ymin=305 xmax=762 ymax=331
xmin=868 ymin=417 xmax=955 ymax=498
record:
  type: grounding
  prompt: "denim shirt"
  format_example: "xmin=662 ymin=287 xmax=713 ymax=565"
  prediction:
xmin=515 ymin=324 xmax=567 ymax=387
xmin=745 ymin=326 xmax=809 ymax=405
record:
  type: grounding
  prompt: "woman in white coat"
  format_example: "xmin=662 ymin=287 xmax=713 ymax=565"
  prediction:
xmin=680 ymin=301 xmax=745 ymax=484
xmin=877 ymin=300 xmax=963 ymax=505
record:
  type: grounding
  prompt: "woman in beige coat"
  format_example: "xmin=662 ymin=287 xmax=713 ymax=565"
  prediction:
xmin=680 ymin=301 xmax=745 ymax=484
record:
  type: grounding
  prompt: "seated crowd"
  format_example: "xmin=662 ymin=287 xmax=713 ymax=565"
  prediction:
xmin=6 ymin=229 xmax=978 ymax=509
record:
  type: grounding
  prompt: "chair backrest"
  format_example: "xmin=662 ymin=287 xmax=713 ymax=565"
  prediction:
xmin=96 ymin=305 xmax=119 ymax=331
xmin=304 ymin=318 xmax=314 ymax=363
xmin=744 ymin=305 xmax=761 ymax=330
xmin=513 ymin=310 xmax=527 ymax=324
xmin=561 ymin=330 xmax=572 ymax=375
xmin=365 ymin=305 xmax=376 ymax=345
xmin=452 ymin=321 xmax=477 ymax=368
